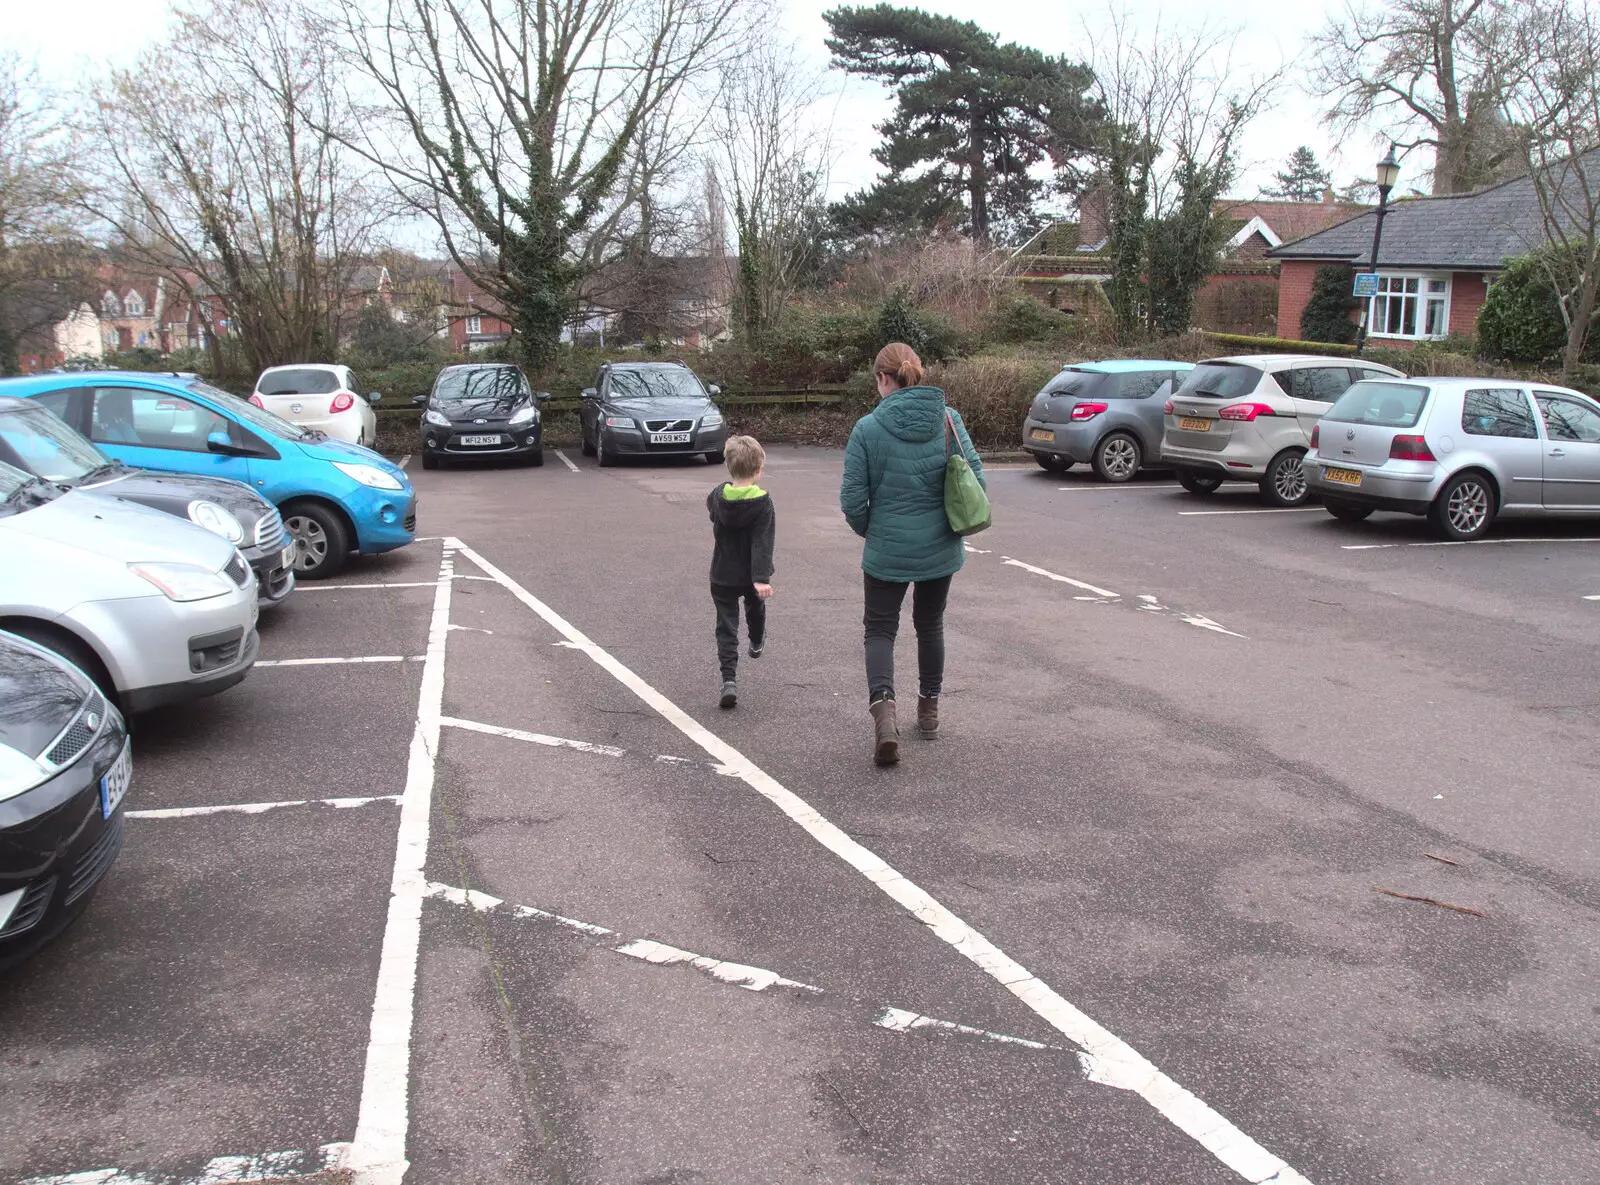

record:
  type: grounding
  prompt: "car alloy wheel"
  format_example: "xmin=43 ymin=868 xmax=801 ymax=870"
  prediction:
xmin=282 ymin=501 xmax=350 ymax=579
xmin=286 ymin=515 xmax=328 ymax=572
xmin=1262 ymin=450 xmax=1309 ymax=507
xmin=1431 ymin=473 xmax=1494 ymax=540
xmin=1094 ymin=433 xmax=1140 ymax=482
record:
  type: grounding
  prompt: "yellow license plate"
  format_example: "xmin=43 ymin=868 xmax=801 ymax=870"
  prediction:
xmin=1030 ymin=428 xmax=1055 ymax=442
xmin=1324 ymin=466 xmax=1362 ymax=486
xmin=1179 ymin=417 xmax=1211 ymax=431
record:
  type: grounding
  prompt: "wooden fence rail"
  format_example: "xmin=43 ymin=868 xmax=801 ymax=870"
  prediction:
xmin=376 ymin=386 xmax=850 ymax=417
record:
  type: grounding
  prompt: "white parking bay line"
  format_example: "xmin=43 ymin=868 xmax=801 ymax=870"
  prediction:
xmin=1001 ymin=556 xmax=1120 ymax=599
xmin=17 ymin=1144 xmax=352 ymax=1185
xmin=444 ymin=537 xmax=1311 ymax=1185
xmin=1344 ymin=537 xmax=1600 ymax=550
xmin=256 ymin=656 xmax=423 ymax=667
xmin=397 ymin=454 xmax=412 ymax=470
xmin=296 ymin=582 xmax=444 ymax=591
xmin=553 ymin=448 xmax=581 ymax=472
xmin=1178 ymin=507 xmax=1324 ymax=516
xmin=128 ymin=796 xmax=400 ymax=819
xmin=440 ymin=715 xmax=625 ymax=757
xmin=346 ymin=548 xmax=454 ymax=1185
xmin=1585 ymin=594 xmax=1600 ymax=600
xmin=1056 ymin=484 xmax=1181 ymax=492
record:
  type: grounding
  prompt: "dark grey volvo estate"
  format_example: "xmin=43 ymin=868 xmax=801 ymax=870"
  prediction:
xmin=580 ymin=362 xmax=727 ymax=466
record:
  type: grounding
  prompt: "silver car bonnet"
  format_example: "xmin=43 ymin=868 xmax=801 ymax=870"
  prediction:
xmin=1 ymin=487 xmax=237 ymax=570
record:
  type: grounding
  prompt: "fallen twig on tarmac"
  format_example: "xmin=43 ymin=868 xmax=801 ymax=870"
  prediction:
xmin=1422 ymin=852 xmax=1461 ymax=866
xmin=1373 ymin=887 xmax=1488 ymax=917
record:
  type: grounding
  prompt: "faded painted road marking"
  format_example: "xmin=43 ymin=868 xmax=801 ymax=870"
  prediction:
xmin=346 ymin=546 xmax=454 ymax=1185
xmin=444 ymin=537 xmax=1312 ymax=1185
xmin=873 ymin=1006 xmax=1059 ymax=1051
xmin=128 ymin=796 xmax=400 ymax=819
xmin=1000 ymin=556 xmax=1121 ymax=599
xmin=397 ymin=454 xmax=412 ymax=470
xmin=1056 ymin=484 xmax=1182 ymax=492
xmin=1178 ymin=506 xmax=1323 ymax=516
xmin=553 ymin=448 xmax=580 ymax=472
xmin=256 ymin=655 xmax=424 ymax=667
xmin=1135 ymin=594 xmax=1246 ymax=639
xmin=17 ymin=1143 xmax=351 ymax=1185
xmin=1585 ymin=593 xmax=1600 ymax=600
xmin=295 ymin=581 xmax=443 ymax=591
xmin=1345 ymin=537 xmax=1600 ymax=550
xmin=440 ymin=715 xmax=626 ymax=757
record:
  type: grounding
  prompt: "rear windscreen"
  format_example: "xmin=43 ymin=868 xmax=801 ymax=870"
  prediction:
xmin=1041 ymin=371 xmax=1104 ymax=398
xmin=1173 ymin=363 xmax=1261 ymax=399
xmin=1322 ymin=381 xmax=1430 ymax=428
xmin=259 ymin=368 xmax=339 ymax=395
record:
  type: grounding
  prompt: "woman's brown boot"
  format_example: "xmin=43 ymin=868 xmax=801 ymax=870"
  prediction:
xmin=870 ymin=698 xmax=900 ymax=765
xmin=916 ymin=695 xmax=939 ymax=737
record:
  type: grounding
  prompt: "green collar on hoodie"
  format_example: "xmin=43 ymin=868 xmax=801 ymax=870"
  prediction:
xmin=722 ymin=482 xmax=767 ymax=500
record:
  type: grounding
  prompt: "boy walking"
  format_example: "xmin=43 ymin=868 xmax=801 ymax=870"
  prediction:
xmin=708 ymin=435 xmax=775 ymax=709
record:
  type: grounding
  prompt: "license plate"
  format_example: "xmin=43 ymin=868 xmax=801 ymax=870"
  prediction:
xmin=1030 ymin=428 xmax=1055 ymax=442
xmin=1324 ymin=466 xmax=1363 ymax=487
xmin=650 ymin=432 xmax=692 ymax=444
xmin=101 ymin=740 xmax=132 ymax=819
xmin=1179 ymin=417 xmax=1211 ymax=431
xmin=458 ymin=434 xmax=503 ymax=446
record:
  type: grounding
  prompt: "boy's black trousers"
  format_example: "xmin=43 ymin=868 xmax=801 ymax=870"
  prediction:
xmin=712 ymin=583 xmax=766 ymax=681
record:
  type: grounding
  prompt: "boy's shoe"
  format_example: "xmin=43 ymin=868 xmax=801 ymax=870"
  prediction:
xmin=917 ymin=695 xmax=939 ymax=737
xmin=719 ymin=680 xmax=738 ymax=709
xmin=869 ymin=698 xmax=900 ymax=766
xmin=748 ymin=641 xmax=764 ymax=658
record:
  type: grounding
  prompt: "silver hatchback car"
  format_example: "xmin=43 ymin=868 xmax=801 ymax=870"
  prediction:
xmin=1304 ymin=377 xmax=1600 ymax=540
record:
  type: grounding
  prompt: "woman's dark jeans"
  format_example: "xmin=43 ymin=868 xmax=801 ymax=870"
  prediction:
xmin=863 ymin=573 xmax=952 ymax=704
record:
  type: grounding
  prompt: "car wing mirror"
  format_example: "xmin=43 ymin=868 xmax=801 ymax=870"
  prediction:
xmin=581 ymin=387 xmax=598 ymax=399
xmin=367 ymin=391 xmax=383 ymax=404
xmin=708 ymin=384 xmax=721 ymax=396
xmin=536 ymin=391 xmax=551 ymax=403
xmin=412 ymin=393 xmax=428 ymax=406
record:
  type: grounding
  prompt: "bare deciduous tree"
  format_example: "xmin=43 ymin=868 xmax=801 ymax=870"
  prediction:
xmin=331 ymin=0 xmax=749 ymax=371
xmin=86 ymin=0 xmax=381 ymax=375
xmin=0 ymin=56 xmax=96 ymax=374
xmin=1312 ymin=0 xmax=1525 ymax=195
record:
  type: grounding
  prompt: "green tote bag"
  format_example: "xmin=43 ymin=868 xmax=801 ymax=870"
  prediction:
xmin=944 ymin=409 xmax=991 ymax=536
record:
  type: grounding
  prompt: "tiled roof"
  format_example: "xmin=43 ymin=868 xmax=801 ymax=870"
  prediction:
xmin=1268 ymin=154 xmax=1600 ymax=269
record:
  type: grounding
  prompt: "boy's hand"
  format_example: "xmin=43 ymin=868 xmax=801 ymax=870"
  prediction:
xmin=754 ymin=583 xmax=774 ymax=599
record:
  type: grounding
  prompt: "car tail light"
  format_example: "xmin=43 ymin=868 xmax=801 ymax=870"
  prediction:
xmin=1163 ymin=400 xmax=1174 ymax=414
xmin=1071 ymin=401 xmax=1108 ymax=421
xmin=1218 ymin=402 xmax=1275 ymax=421
xmin=1389 ymin=434 xmax=1436 ymax=461
xmin=247 ymin=394 xmax=264 ymax=408
xmin=330 ymin=392 xmax=356 ymax=414
xmin=1309 ymin=424 xmax=1320 ymax=449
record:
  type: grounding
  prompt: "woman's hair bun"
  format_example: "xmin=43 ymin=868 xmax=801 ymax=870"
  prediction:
xmin=874 ymin=342 xmax=924 ymax=389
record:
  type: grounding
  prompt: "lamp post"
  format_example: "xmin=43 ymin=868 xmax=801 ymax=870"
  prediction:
xmin=1355 ymin=146 xmax=1402 ymax=356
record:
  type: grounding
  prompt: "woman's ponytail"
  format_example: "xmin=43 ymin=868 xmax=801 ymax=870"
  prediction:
xmin=874 ymin=342 xmax=924 ymax=390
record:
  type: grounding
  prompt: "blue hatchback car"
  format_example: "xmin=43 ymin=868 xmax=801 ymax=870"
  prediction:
xmin=2 ymin=372 xmax=416 ymax=579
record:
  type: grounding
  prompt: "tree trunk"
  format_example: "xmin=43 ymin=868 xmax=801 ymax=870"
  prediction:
xmin=1561 ymin=265 xmax=1600 ymax=377
xmin=968 ymin=107 xmax=988 ymax=243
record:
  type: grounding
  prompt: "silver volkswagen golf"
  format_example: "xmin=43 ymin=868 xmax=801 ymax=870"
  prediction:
xmin=1304 ymin=377 xmax=1600 ymax=540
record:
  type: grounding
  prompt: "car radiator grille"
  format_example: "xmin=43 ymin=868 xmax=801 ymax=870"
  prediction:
xmin=254 ymin=508 xmax=285 ymax=551
xmin=225 ymin=553 xmax=250 ymax=587
xmin=44 ymin=690 xmax=106 ymax=768
xmin=644 ymin=419 xmax=694 ymax=433
xmin=67 ymin=813 xmax=124 ymax=905
xmin=0 ymin=877 xmax=56 ymax=939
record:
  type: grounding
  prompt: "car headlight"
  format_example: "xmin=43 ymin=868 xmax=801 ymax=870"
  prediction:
xmin=128 ymin=561 xmax=234 ymax=602
xmin=332 ymin=461 xmax=404 ymax=491
xmin=0 ymin=742 xmax=46 ymax=803
xmin=509 ymin=405 xmax=537 ymax=426
xmin=604 ymin=415 xmax=635 ymax=428
xmin=187 ymin=500 xmax=245 ymax=543
xmin=423 ymin=409 xmax=450 ymax=427
xmin=701 ymin=411 xmax=724 ymax=428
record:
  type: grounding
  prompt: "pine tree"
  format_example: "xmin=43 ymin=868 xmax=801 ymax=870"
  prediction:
xmin=823 ymin=5 xmax=1100 ymax=243
xmin=1269 ymin=147 xmax=1334 ymax=202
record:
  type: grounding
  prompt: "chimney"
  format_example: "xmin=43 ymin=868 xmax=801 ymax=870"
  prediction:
xmin=1322 ymin=185 xmax=1336 ymax=205
xmin=1079 ymin=185 xmax=1110 ymax=245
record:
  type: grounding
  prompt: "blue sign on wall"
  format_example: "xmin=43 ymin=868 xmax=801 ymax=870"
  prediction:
xmin=1352 ymin=273 xmax=1380 ymax=298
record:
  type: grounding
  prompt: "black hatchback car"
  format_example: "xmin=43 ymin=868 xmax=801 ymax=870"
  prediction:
xmin=580 ymin=361 xmax=727 ymax=466
xmin=415 ymin=364 xmax=550 ymax=469
xmin=0 ymin=630 xmax=130 ymax=970
xmin=0 ymin=396 xmax=295 ymax=607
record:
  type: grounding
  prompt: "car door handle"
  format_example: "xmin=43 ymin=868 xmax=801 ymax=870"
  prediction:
xmin=1549 ymin=448 xmax=1566 ymax=457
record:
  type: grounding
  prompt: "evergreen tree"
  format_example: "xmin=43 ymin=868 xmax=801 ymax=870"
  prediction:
xmin=823 ymin=5 xmax=1100 ymax=243
xmin=1300 ymin=265 xmax=1360 ymax=345
xmin=1269 ymin=146 xmax=1333 ymax=202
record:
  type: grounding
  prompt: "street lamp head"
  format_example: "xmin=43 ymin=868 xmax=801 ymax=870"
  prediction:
xmin=1376 ymin=146 xmax=1401 ymax=196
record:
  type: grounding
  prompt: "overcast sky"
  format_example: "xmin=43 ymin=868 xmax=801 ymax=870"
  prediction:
xmin=14 ymin=0 xmax=1399 ymax=211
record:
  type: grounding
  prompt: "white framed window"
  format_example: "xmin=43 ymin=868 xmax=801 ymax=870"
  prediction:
xmin=1367 ymin=273 xmax=1450 ymax=340
xmin=124 ymin=290 xmax=146 ymax=318
xmin=465 ymin=314 xmax=482 ymax=335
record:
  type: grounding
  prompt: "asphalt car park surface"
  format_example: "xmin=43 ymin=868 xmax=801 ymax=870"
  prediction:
xmin=2 ymin=445 xmax=1597 ymax=1185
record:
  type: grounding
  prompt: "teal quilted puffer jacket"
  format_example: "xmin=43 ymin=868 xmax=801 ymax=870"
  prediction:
xmin=840 ymin=385 xmax=985 ymax=582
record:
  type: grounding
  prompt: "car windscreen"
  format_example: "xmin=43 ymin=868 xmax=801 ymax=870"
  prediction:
xmin=189 ymin=381 xmax=308 ymax=440
xmin=0 ymin=458 xmax=60 ymax=516
xmin=0 ymin=407 xmax=106 ymax=482
xmin=607 ymin=368 xmax=706 ymax=400
xmin=1322 ymin=381 xmax=1431 ymax=428
xmin=1173 ymin=362 xmax=1262 ymax=399
xmin=431 ymin=368 xmax=530 ymax=405
xmin=258 ymin=368 xmax=340 ymax=395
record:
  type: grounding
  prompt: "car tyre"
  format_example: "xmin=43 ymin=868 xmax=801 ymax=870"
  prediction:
xmin=1092 ymin=432 xmax=1141 ymax=483
xmin=1427 ymin=471 xmax=1496 ymax=541
xmin=596 ymin=432 xmax=616 ymax=468
xmin=1325 ymin=499 xmax=1373 ymax=523
xmin=282 ymin=500 xmax=350 ymax=580
xmin=581 ymin=427 xmax=597 ymax=457
xmin=705 ymin=450 xmax=725 ymax=465
xmin=421 ymin=452 xmax=438 ymax=470
xmin=1260 ymin=449 xmax=1310 ymax=507
xmin=1176 ymin=470 xmax=1222 ymax=495
xmin=1034 ymin=454 xmax=1071 ymax=473
xmin=524 ymin=447 xmax=545 ymax=467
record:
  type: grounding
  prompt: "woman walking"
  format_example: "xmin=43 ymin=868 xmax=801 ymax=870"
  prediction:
xmin=840 ymin=343 xmax=985 ymax=765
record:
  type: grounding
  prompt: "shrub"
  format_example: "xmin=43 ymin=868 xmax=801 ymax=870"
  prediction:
xmin=1478 ymin=251 xmax=1570 ymax=363
xmin=925 ymin=352 xmax=1062 ymax=449
xmin=984 ymin=295 xmax=1076 ymax=345
xmin=1299 ymin=265 xmax=1359 ymax=345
